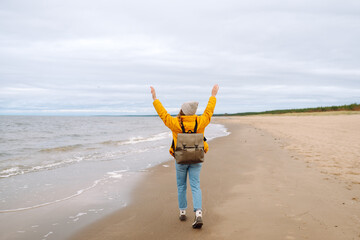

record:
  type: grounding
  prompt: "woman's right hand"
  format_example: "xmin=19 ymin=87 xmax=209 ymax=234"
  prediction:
xmin=150 ymin=86 xmax=157 ymax=100
xmin=212 ymin=84 xmax=219 ymax=97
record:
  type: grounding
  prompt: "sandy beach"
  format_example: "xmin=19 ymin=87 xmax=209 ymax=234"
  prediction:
xmin=70 ymin=113 xmax=360 ymax=240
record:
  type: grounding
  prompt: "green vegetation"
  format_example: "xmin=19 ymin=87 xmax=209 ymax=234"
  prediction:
xmin=216 ymin=103 xmax=360 ymax=116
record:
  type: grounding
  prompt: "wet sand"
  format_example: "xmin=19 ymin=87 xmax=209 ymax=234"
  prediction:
xmin=70 ymin=114 xmax=360 ymax=240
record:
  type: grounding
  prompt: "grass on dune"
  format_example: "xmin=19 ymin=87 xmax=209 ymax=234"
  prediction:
xmin=216 ymin=103 xmax=360 ymax=116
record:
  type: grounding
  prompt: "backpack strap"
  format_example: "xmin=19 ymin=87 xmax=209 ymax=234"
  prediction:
xmin=180 ymin=120 xmax=186 ymax=133
xmin=171 ymin=139 xmax=175 ymax=152
xmin=180 ymin=118 xmax=198 ymax=133
xmin=194 ymin=119 xmax=198 ymax=133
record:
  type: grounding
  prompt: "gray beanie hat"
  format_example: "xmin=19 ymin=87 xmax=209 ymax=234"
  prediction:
xmin=181 ymin=101 xmax=199 ymax=115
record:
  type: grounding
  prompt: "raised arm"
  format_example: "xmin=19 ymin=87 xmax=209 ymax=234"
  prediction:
xmin=199 ymin=84 xmax=219 ymax=128
xmin=151 ymin=86 xmax=180 ymax=131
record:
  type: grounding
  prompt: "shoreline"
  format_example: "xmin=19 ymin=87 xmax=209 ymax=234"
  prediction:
xmin=70 ymin=116 xmax=360 ymax=240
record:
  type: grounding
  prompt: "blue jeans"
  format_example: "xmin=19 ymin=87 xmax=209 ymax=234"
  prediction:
xmin=175 ymin=162 xmax=202 ymax=212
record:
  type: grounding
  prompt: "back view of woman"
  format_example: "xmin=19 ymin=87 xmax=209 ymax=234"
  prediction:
xmin=150 ymin=84 xmax=219 ymax=229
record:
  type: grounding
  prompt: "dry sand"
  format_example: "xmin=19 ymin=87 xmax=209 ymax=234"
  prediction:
xmin=233 ymin=113 xmax=360 ymax=186
xmin=70 ymin=114 xmax=360 ymax=240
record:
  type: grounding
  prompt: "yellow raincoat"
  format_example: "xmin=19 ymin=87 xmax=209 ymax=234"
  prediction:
xmin=153 ymin=96 xmax=217 ymax=157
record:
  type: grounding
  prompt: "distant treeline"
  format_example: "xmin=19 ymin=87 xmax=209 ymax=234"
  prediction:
xmin=215 ymin=103 xmax=360 ymax=116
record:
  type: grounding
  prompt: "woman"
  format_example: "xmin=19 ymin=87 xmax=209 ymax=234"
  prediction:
xmin=150 ymin=84 xmax=219 ymax=229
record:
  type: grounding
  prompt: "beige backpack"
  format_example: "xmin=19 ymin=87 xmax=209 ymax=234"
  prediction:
xmin=174 ymin=119 xmax=205 ymax=164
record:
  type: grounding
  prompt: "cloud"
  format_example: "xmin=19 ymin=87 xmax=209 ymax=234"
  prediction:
xmin=0 ymin=0 xmax=360 ymax=115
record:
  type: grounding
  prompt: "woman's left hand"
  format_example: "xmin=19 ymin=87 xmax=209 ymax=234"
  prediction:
xmin=212 ymin=84 xmax=219 ymax=97
xmin=150 ymin=86 xmax=157 ymax=100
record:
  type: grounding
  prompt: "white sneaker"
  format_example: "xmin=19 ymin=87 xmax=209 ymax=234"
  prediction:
xmin=179 ymin=210 xmax=186 ymax=221
xmin=192 ymin=210 xmax=203 ymax=229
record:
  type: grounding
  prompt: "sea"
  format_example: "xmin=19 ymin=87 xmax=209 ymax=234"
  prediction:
xmin=0 ymin=116 xmax=229 ymax=240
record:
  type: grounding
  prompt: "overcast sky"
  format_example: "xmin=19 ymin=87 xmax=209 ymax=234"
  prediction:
xmin=1 ymin=0 xmax=359 ymax=115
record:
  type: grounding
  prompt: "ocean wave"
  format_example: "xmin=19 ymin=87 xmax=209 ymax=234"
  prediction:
xmin=0 ymin=146 xmax=157 ymax=178
xmin=0 ymin=157 xmax=84 ymax=178
xmin=0 ymin=152 xmax=10 ymax=157
xmin=0 ymin=166 xmax=24 ymax=176
xmin=39 ymin=144 xmax=84 ymax=153
xmin=101 ymin=132 xmax=171 ymax=146
xmin=107 ymin=169 xmax=128 ymax=179
xmin=205 ymin=123 xmax=231 ymax=141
